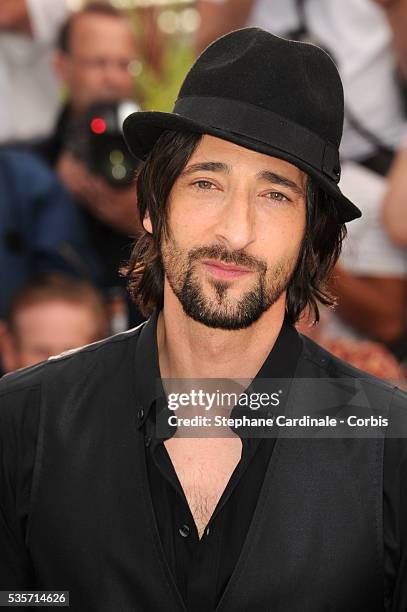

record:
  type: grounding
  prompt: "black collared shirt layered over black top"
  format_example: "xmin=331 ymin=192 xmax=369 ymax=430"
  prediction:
xmin=134 ymin=312 xmax=302 ymax=611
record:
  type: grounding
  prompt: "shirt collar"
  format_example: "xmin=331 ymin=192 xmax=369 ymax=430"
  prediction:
xmin=134 ymin=309 xmax=162 ymax=429
xmin=134 ymin=309 xmax=303 ymax=432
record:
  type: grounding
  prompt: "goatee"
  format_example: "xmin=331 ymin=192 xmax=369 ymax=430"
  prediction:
xmin=161 ymin=239 xmax=296 ymax=330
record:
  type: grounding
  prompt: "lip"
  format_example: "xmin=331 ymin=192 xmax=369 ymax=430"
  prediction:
xmin=202 ymin=259 xmax=252 ymax=280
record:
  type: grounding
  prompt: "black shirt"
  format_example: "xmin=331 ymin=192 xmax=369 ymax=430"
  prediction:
xmin=0 ymin=311 xmax=407 ymax=610
xmin=140 ymin=317 xmax=302 ymax=611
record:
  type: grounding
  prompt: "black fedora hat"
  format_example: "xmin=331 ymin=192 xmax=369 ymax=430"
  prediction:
xmin=123 ymin=28 xmax=361 ymax=222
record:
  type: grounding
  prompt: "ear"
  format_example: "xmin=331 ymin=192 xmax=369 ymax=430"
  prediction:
xmin=143 ymin=211 xmax=153 ymax=234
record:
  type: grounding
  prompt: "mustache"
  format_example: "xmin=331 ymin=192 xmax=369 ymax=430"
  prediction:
xmin=188 ymin=245 xmax=267 ymax=273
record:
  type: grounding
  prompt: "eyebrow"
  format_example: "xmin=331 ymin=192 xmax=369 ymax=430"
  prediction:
xmin=181 ymin=162 xmax=230 ymax=176
xmin=257 ymin=170 xmax=305 ymax=197
xmin=181 ymin=162 xmax=305 ymax=197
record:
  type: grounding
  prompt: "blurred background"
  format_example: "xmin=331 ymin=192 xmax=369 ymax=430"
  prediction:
xmin=1 ymin=0 xmax=407 ymax=383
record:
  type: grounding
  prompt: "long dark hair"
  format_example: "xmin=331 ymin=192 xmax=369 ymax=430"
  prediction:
xmin=122 ymin=130 xmax=347 ymax=324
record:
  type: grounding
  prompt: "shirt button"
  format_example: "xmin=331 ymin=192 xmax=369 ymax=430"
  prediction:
xmin=137 ymin=408 xmax=144 ymax=421
xmin=145 ymin=435 xmax=152 ymax=447
xmin=179 ymin=524 xmax=190 ymax=538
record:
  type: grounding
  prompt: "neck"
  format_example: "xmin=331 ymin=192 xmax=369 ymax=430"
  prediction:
xmin=157 ymin=287 xmax=287 ymax=380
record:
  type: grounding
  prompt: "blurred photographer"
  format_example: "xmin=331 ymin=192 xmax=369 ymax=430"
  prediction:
xmin=36 ymin=2 xmax=143 ymax=325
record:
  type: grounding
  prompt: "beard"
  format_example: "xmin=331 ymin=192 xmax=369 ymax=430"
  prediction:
xmin=161 ymin=233 xmax=299 ymax=330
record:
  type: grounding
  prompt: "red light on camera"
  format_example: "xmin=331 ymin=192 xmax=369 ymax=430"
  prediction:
xmin=90 ymin=117 xmax=107 ymax=135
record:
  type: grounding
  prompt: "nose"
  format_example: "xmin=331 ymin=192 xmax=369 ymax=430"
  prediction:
xmin=214 ymin=185 xmax=256 ymax=251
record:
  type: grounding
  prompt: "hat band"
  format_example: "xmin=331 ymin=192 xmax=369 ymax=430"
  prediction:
xmin=173 ymin=96 xmax=341 ymax=183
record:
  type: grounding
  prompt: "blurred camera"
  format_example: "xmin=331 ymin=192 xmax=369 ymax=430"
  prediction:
xmin=66 ymin=100 xmax=141 ymax=188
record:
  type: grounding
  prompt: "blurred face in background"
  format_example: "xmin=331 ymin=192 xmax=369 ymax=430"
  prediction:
xmin=1 ymin=299 xmax=107 ymax=372
xmin=55 ymin=13 xmax=137 ymax=114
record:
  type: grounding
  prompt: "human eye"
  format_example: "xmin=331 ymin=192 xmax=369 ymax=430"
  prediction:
xmin=119 ymin=59 xmax=132 ymax=72
xmin=83 ymin=56 xmax=107 ymax=70
xmin=263 ymin=191 xmax=290 ymax=203
xmin=192 ymin=179 xmax=217 ymax=191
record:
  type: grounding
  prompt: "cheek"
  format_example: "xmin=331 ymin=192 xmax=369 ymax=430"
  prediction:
xmin=260 ymin=212 xmax=306 ymax=257
xmin=169 ymin=219 xmax=203 ymax=250
xmin=285 ymin=222 xmax=306 ymax=252
xmin=70 ymin=73 xmax=96 ymax=103
xmin=71 ymin=67 xmax=87 ymax=86
xmin=76 ymin=71 xmax=103 ymax=96
xmin=168 ymin=200 xmax=208 ymax=244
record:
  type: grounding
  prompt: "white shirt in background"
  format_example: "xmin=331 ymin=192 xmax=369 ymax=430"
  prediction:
xmin=0 ymin=0 xmax=70 ymax=144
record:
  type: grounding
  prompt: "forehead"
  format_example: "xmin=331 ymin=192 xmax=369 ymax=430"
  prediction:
xmin=69 ymin=14 xmax=136 ymax=55
xmin=185 ymin=135 xmax=306 ymax=184
xmin=14 ymin=300 xmax=94 ymax=333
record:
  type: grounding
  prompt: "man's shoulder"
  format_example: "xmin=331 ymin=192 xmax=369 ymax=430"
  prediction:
xmin=0 ymin=323 xmax=146 ymax=455
xmin=299 ymin=333 xmax=406 ymax=402
xmin=0 ymin=323 xmax=145 ymax=401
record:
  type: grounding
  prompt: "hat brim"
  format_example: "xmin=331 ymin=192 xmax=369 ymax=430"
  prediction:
xmin=123 ymin=111 xmax=361 ymax=223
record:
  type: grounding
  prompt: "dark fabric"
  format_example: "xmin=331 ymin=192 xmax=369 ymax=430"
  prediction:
xmin=143 ymin=319 xmax=301 ymax=610
xmin=358 ymin=149 xmax=396 ymax=178
xmin=0 ymin=313 xmax=406 ymax=610
xmin=173 ymin=97 xmax=340 ymax=182
xmin=123 ymin=28 xmax=361 ymax=222
xmin=146 ymin=432 xmax=272 ymax=612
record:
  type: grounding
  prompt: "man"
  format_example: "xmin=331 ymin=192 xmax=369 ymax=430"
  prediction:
xmin=1 ymin=274 xmax=109 ymax=373
xmin=53 ymin=3 xmax=137 ymax=120
xmin=37 ymin=2 xmax=142 ymax=323
xmin=1 ymin=29 xmax=406 ymax=611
